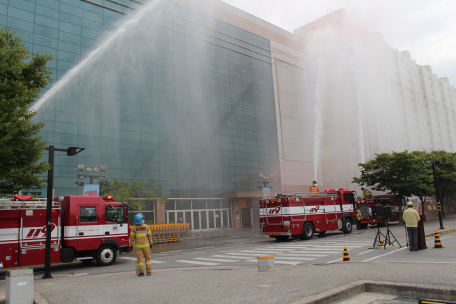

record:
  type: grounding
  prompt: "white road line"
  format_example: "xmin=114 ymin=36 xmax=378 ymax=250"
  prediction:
xmin=357 ymin=250 xmax=374 ymax=255
xmin=194 ymin=246 xmax=214 ymax=250
xmin=119 ymin=257 xmax=166 ymax=263
xmin=293 ymin=248 xmax=341 ymax=251
xmin=273 ymin=256 xmax=315 ymax=260
xmin=294 ymin=251 xmax=341 ymax=254
xmin=240 ymin=250 xmax=284 ymax=254
xmin=246 ymin=259 xmax=302 ymax=265
xmin=211 ymin=255 xmax=253 ymax=260
xmin=278 ymin=253 xmax=329 ymax=257
xmin=195 ymin=257 xmax=239 ymax=262
xmin=362 ymin=246 xmax=408 ymax=262
xmin=327 ymin=258 xmax=342 ymax=264
xmin=226 ymin=252 xmax=271 ymax=256
xmin=165 ymin=250 xmax=183 ymax=253
xmin=175 ymin=260 xmax=219 ymax=266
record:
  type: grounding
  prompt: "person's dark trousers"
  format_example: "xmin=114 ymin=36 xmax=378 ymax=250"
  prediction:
xmin=407 ymin=227 xmax=418 ymax=251
xmin=356 ymin=221 xmax=361 ymax=230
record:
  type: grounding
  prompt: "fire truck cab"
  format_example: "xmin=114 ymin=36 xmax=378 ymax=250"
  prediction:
xmin=0 ymin=195 xmax=130 ymax=269
xmin=260 ymin=188 xmax=357 ymax=241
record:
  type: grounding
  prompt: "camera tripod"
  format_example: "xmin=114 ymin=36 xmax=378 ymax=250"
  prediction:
xmin=372 ymin=218 xmax=402 ymax=249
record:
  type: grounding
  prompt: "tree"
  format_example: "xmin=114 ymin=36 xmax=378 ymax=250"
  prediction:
xmin=0 ymin=27 xmax=53 ymax=194
xmin=101 ymin=178 xmax=168 ymax=213
xmin=352 ymin=150 xmax=433 ymax=219
xmin=428 ymin=151 xmax=456 ymax=218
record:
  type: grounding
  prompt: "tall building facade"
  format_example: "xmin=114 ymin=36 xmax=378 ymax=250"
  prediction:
xmin=2 ymin=0 xmax=456 ymax=228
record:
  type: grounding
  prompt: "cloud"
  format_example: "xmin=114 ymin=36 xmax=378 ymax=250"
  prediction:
xmin=221 ymin=0 xmax=456 ymax=86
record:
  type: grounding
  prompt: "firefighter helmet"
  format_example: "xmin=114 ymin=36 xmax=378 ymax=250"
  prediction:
xmin=134 ymin=214 xmax=144 ymax=225
xmin=312 ymin=180 xmax=317 ymax=185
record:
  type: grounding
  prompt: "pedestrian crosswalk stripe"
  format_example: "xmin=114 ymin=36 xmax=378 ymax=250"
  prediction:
xmin=240 ymin=250 xmax=285 ymax=254
xmin=279 ymin=253 xmax=329 ymax=257
xmin=294 ymin=251 xmax=341 ymax=254
xmin=175 ymin=260 xmax=219 ymax=266
xmin=272 ymin=256 xmax=315 ymax=260
xmin=195 ymin=257 xmax=239 ymax=262
xmin=226 ymin=252 xmax=269 ymax=256
xmin=119 ymin=257 xmax=166 ymax=263
xmin=212 ymin=255 xmax=252 ymax=260
xmin=246 ymin=259 xmax=302 ymax=265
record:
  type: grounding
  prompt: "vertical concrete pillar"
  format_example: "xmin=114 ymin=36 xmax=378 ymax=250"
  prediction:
xmin=155 ymin=200 xmax=166 ymax=224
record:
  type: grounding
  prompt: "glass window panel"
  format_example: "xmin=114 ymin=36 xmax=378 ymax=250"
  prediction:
xmin=176 ymin=201 xmax=190 ymax=210
xmin=35 ymin=14 xmax=59 ymax=28
xmin=207 ymin=200 xmax=220 ymax=209
xmin=80 ymin=207 xmax=97 ymax=222
xmin=7 ymin=7 xmax=34 ymax=22
xmin=193 ymin=211 xmax=200 ymax=229
xmin=200 ymin=211 xmax=207 ymax=229
xmin=60 ymin=22 xmax=81 ymax=35
xmin=7 ymin=16 xmax=33 ymax=32
xmin=165 ymin=200 xmax=175 ymax=211
xmin=208 ymin=211 xmax=214 ymax=229
xmin=36 ymin=5 xmax=60 ymax=20
xmin=215 ymin=210 xmax=221 ymax=228
xmin=192 ymin=200 xmax=206 ymax=209
xmin=60 ymin=3 xmax=83 ymax=17
xmin=222 ymin=210 xmax=228 ymax=227
xmin=105 ymin=206 xmax=125 ymax=223
xmin=168 ymin=211 xmax=175 ymax=223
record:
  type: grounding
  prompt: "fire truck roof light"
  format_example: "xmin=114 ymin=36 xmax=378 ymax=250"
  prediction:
xmin=103 ymin=196 xmax=114 ymax=201
xmin=339 ymin=188 xmax=347 ymax=190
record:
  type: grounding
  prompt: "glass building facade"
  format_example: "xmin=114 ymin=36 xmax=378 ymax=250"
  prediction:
xmin=0 ymin=0 xmax=280 ymax=206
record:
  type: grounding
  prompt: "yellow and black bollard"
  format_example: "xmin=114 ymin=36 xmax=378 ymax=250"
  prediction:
xmin=343 ymin=247 xmax=350 ymax=262
xmin=434 ymin=231 xmax=443 ymax=248
xmin=379 ymin=240 xmax=385 ymax=247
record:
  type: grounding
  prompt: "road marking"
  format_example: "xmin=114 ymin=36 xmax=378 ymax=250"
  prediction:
xmin=246 ymin=259 xmax=302 ymax=265
xmin=327 ymin=258 xmax=342 ymax=264
xmin=293 ymin=251 xmax=341 ymax=254
xmin=362 ymin=246 xmax=408 ymax=262
xmin=165 ymin=250 xmax=182 ymax=253
xmin=194 ymin=246 xmax=214 ymax=250
xmin=278 ymin=253 xmax=329 ymax=257
xmin=357 ymin=250 xmax=374 ymax=255
xmin=211 ymin=255 xmax=252 ymax=260
xmin=226 ymin=252 xmax=268 ymax=256
xmin=272 ymin=257 xmax=315 ymax=260
xmin=240 ymin=250 xmax=284 ymax=254
xmin=175 ymin=260 xmax=219 ymax=266
xmin=195 ymin=257 xmax=238 ymax=262
xmin=119 ymin=257 xmax=166 ymax=263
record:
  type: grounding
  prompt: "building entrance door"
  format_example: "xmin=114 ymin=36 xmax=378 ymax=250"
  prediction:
xmin=242 ymin=208 xmax=251 ymax=227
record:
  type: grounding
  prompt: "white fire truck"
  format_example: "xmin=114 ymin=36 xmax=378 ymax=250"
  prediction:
xmin=0 ymin=195 xmax=131 ymax=269
xmin=259 ymin=188 xmax=357 ymax=240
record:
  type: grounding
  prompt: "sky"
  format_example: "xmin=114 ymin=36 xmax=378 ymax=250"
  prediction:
xmin=222 ymin=0 xmax=456 ymax=87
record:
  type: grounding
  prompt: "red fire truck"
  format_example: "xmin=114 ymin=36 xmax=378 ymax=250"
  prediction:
xmin=357 ymin=194 xmax=402 ymax=228
xmin=0 ymin=195 xmax=131 ymax=269
xmin=260 ymin=188 xmax=358 ymax=240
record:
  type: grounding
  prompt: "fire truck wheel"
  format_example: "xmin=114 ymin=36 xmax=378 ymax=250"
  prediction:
xmin=96 ymin=245 xmax=117 ymax=266
xmin=301 ymin=222 xmax=314 ymax=240
xmin=342 ymin=219 xmax=353 ymax=234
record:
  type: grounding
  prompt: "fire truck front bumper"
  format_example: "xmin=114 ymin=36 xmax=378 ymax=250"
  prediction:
xmin=265 ymin=232 xmax=291 ymax=236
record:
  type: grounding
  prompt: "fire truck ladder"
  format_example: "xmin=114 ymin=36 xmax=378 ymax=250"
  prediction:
xmin=0 ymin=199 xmax=60 ymax=209
xmin=255 ymin=195 xmax=264 ymax=236
xmin=276 ymin=192 xmax=338 ymax=198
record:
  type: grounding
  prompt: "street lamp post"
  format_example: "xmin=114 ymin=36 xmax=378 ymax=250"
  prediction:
xmin=43 ymin=146 xmax=84 ymax=279
xmin=425 ymin=159 xmax=444 ymax=230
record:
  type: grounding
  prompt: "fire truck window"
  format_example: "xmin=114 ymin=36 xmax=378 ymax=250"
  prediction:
xmin=347 ymin=193 xmax=355 ymax=204
xmin=343 ymin=194 xmax=347 ymax=201
xmin=105 ymin=207 xmax=126 ymax=222
xmin=80 ymin=207 xmax=97 ymax=222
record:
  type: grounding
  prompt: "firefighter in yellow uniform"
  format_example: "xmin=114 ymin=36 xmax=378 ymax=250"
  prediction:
xmin=129 ymin=214 xmax=153 ymax=276
xmin=309 ymin=181 xmax=319 ymax=193
xmin=362 ymin=187 xmax=372 ymax=199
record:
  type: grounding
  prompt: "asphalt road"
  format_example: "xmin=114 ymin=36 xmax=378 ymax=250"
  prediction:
xmin=1 ymin=217 xmax=455 ymax=303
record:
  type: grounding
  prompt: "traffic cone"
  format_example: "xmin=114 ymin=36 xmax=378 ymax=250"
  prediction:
xmin=158 ymin=234 xmax=162 ymax=244
xmin=434 ymin=231 xmax=443 ymax=248
xmin=379 ymin=240 xmax=385 ymax=246
xmin=343 ymin=247 xmax=350 ymax=262
xmin=172 ymin=233 xmax=176 ymax=242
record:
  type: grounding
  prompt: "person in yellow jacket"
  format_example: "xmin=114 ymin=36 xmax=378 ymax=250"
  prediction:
xmin=403 ymin=202 xmax=420 ymax=251
xmin=309 ymin=181 xmax=319 ymax=193
xmin=130 ymin=214 xmax=153 ymax=276
xmin=356 ymin=210 xmax=363 ymax=230
xmin=361 ymin=187 xmax=372 ymax=199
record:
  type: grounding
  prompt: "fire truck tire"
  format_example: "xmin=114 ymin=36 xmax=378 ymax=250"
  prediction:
xmin=301 ymin=222 xmax=314 ymax=240
xmin=96 ymin=245 xmax=117 ymax=266
xmin=342 ymin=219 xmax=353 ymax=234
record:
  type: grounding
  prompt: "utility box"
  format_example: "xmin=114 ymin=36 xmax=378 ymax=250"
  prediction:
xmin=6 ymin=269 xmax=34 ymax=304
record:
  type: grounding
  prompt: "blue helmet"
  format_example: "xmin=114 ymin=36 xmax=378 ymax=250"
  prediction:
xmin=134 ymin=214 xmax=143 ymax=225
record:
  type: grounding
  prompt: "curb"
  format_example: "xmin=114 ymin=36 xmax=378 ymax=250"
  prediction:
xmin=292 ymin=281 xmax=456 ymax=304
xmin=425 ymin=228 xmax=456 ymax=237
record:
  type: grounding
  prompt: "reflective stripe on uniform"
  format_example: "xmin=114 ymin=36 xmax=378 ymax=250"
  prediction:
xmin=136 ymin=243 xmax=150 ymax=248
xmin=136 ymin=233 xmax=147 ymax=237
xmin=138 ymin=262 xmax=144 ymax=266
xmin=146 ymin=261 xmax=152 ymax=264
xmin=130 ymin=232 xmax=135 ymax=235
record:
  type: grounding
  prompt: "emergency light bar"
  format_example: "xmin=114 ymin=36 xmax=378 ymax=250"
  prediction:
xmin=103 ymin=196 xmax=114 ymax=201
